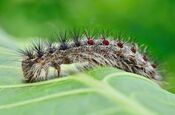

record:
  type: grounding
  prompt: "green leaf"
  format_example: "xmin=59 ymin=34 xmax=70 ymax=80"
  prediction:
xmin=0 ymin=40 xmax=175 ymax=115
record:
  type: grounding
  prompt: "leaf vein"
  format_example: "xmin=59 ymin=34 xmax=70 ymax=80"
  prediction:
xmin=0 ymin=88 xmax=94 ymax=110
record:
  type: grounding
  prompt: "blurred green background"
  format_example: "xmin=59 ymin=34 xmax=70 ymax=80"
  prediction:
xmin=0 ymin=0 xmax=175 ymax=92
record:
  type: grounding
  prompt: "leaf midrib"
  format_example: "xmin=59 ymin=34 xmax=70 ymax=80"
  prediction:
xmin=73 ymin=74 xmax=156 ymax=115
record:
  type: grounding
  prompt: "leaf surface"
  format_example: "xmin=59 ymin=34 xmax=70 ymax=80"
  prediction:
xmin=0 ymin=40 xmax=175 ymax=115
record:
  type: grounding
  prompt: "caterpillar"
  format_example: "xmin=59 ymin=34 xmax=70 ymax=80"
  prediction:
xmin=19 ymin=30 xmax=162 ymax=83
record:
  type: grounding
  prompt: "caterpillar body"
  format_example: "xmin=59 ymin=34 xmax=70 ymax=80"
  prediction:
xmin=19 ymin=31 xmax=162 ymax=83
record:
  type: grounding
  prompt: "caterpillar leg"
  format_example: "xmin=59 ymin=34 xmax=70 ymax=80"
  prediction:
xmin=52 ymin=62 xmax=61 ymax=77
xmin=56 ymin=65 xmax=61 ymax=77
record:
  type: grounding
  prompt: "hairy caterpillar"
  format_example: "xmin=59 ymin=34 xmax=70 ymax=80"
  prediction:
xmin=19 ymin=30 xmax=162 ymax=83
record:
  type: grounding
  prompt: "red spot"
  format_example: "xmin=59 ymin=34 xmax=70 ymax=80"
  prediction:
xmin=129 ymin=57 xmax=135 ymax=63
xmin=140 ymin=67 xmax=144 ymax=70
xmin=131 ymin=47 xmax=136 ymax=53
xmin=151 ymin=64 xmax=157 ymax=68
xmin=143 ymin=55 xmax=148 ymax=61
xmin=117 ymin=42 xmax=123 ymax=48
xmin=103 ymin=39 xmax=109 ymax=45
xmin=87 ymin=38 xmax=94 ymax=45
xmin=116 ymin=50 xmax=122 ymax=56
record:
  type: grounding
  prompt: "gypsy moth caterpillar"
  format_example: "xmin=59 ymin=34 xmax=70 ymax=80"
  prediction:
xmin=19 ymin=30 xmax=162 ymax=83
